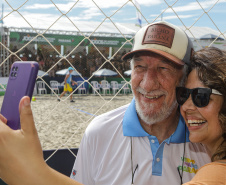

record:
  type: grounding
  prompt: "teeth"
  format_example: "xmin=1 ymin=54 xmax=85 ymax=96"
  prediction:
xmin=145 ymin=95 xmax=160 ymax=99
xmin=188 ymin=120 xmax=206 ymax=123
xmin=190 ymin=123 xmax=202 ymax=126
xmin=188 ymin=119 xmax=206 ymax=127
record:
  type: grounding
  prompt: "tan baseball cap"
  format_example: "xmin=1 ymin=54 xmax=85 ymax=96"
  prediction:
xmin=122 ymin=21 xmax=194 ymax=66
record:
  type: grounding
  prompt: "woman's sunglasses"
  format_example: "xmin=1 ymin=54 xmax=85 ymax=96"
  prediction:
xmin=176 ymin=87 xmax=222 ymax=108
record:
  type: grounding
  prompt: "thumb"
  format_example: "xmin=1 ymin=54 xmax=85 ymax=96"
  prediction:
xmin=19 ymin=96 xmax=36 ymax=134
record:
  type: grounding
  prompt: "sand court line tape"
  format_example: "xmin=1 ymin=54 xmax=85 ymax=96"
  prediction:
xmin=70 ymin=106 xmax=97 ymax=117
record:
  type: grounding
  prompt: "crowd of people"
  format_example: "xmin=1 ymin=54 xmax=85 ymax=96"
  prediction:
xmin=8 ymin=45 xmax=131 ymax=78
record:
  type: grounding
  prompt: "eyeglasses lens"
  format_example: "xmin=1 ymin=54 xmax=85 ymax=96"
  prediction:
xmin=176 ymin=87 xmax=189 ymax=105
xmin=192 ymin=88 xmax=210 ymax=107
xmin=176 ymin=87 xmax=211 ymax=108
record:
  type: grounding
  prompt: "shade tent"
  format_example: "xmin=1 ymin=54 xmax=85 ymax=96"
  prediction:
xmin=124 ymin=69 xmax=132 ymax=76
xmin=92 ymin=68 xmax=118 ymax=77
xmin=200 ymin=34 xmax=224 ymax=40
xmin=38 ymin=70 xmax=48 ymax=76
xmin=8 ymin=20 xmax=226 ymax=40
xmin=56 ymin=69 xmax=81 ymax=76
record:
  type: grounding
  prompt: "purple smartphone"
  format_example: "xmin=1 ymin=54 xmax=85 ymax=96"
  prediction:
xmin=0 ymin=61 xmax=39 ymax=130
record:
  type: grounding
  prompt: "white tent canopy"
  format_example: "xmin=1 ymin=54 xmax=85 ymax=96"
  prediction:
xmin=200 ymin=33 xmax=224 ymax=40
xmin=6 ymin=21 xmax=226 ymax=52
xmin=38 ymin=70 xmax=48 ymax=77
xmin=93 ymin=68 xmax=118 ymax=77
xmin=8 ymin=21 xmax=226 ymax=39
xmin=124 ymin=70 xmax=132 ymax=76
xmin=56 ymin=69 xmax=81 ymax=76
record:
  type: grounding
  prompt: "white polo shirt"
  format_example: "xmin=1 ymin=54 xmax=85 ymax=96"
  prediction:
xmin=71 ymin=98 xmax=211 ymax=185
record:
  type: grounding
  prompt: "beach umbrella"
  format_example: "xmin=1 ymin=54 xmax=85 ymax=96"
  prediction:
xmin=56 ymin=68 xmax=81 ymax=76
xmin=124 ymin=69 xmax=132 ymax=76
xmin=38 ymin=70 xmax=48 ymax=76
xmin=93 ymin=68 xmax=118 ymax=77
xmin=200 ymin=34 xmax=224 ymax=41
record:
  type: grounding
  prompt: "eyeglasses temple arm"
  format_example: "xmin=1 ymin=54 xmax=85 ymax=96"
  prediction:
xmin=212 ymin=89 xmax=222 ymax=95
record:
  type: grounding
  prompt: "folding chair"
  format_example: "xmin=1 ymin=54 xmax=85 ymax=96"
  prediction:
xmin=36 ymin=81 xmax=47 ymax=95
xmin=91 ymin=81 xmax=101 ymax=95
xmin=121 ymin=81 xmax=131 ymax=94
xmin=101 ymin=80 xmax=110 ymax=95
xmin=50 ymin=80 xmax=59 ymax=95
xmin=110 ymin=81 xmax=119 ymax=94
xmin=77 ymin=81 xmax=87 ymax=94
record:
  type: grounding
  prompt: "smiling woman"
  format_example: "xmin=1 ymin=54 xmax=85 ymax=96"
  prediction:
xmin=177 ymin=47 xmax=226 ymax=185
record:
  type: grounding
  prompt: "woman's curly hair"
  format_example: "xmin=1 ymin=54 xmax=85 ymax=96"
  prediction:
xmin=191 ymin=47 xmax=226 ymax=161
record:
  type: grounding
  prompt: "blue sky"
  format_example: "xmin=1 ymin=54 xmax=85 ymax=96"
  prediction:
xmin=0 ymin=0 xmax=225 ymax=34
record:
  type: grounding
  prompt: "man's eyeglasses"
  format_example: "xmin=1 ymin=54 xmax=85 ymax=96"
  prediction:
xmin=176 ymin=87 xmax=222 ymax=108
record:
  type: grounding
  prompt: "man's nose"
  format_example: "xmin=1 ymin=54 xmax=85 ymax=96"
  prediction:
xmin=140 ymin=69 xmax=159 ymax=91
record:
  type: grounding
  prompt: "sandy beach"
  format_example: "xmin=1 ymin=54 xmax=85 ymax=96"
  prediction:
xmin=0 ymin=94 xmax=133 ymax=150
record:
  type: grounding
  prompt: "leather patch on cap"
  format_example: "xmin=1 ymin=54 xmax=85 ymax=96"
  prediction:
xmin=142 ymin=24 xmax=175 ymax=48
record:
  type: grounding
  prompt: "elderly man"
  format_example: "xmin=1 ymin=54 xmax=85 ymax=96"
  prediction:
xmin=70 ymin=21 xmax=210 ymax=185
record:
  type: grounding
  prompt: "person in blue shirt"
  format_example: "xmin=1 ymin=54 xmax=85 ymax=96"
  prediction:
xmin=58 ymin=67 xmax=77 ymax=102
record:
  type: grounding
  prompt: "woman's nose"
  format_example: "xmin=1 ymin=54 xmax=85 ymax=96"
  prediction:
xmin=181 ymin=95 xmax=196 ymax=111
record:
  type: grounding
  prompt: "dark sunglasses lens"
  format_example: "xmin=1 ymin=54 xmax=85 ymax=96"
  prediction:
xmin=176 ymin=87 xmax=189 ymax=105
xmin=192 ymin=88 xmax=210 ymax=107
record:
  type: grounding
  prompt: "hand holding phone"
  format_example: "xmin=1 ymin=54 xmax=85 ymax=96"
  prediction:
xmin=0 ymin=61 xmax=39 ymax=130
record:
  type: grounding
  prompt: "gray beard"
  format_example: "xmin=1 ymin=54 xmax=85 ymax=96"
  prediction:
xmin=135 ymin=96 xmax=178 ymax=126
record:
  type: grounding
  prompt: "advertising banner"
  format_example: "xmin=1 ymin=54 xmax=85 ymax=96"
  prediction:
xmin=10 ymin=32 xmax=84 ymax=46
xmin=10 ymin=32 xmax=133 ymax=48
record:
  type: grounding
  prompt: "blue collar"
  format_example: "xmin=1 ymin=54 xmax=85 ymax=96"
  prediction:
xmin=122 ymin=98 xmax=189 ymax=143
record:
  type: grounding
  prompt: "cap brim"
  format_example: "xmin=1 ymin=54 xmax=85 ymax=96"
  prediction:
xmin=121 ymin=49 xmax=185 ymax=66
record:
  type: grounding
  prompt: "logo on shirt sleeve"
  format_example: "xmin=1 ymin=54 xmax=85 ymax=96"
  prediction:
xmin=72 ymin=169 xmax=77 ymax=176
